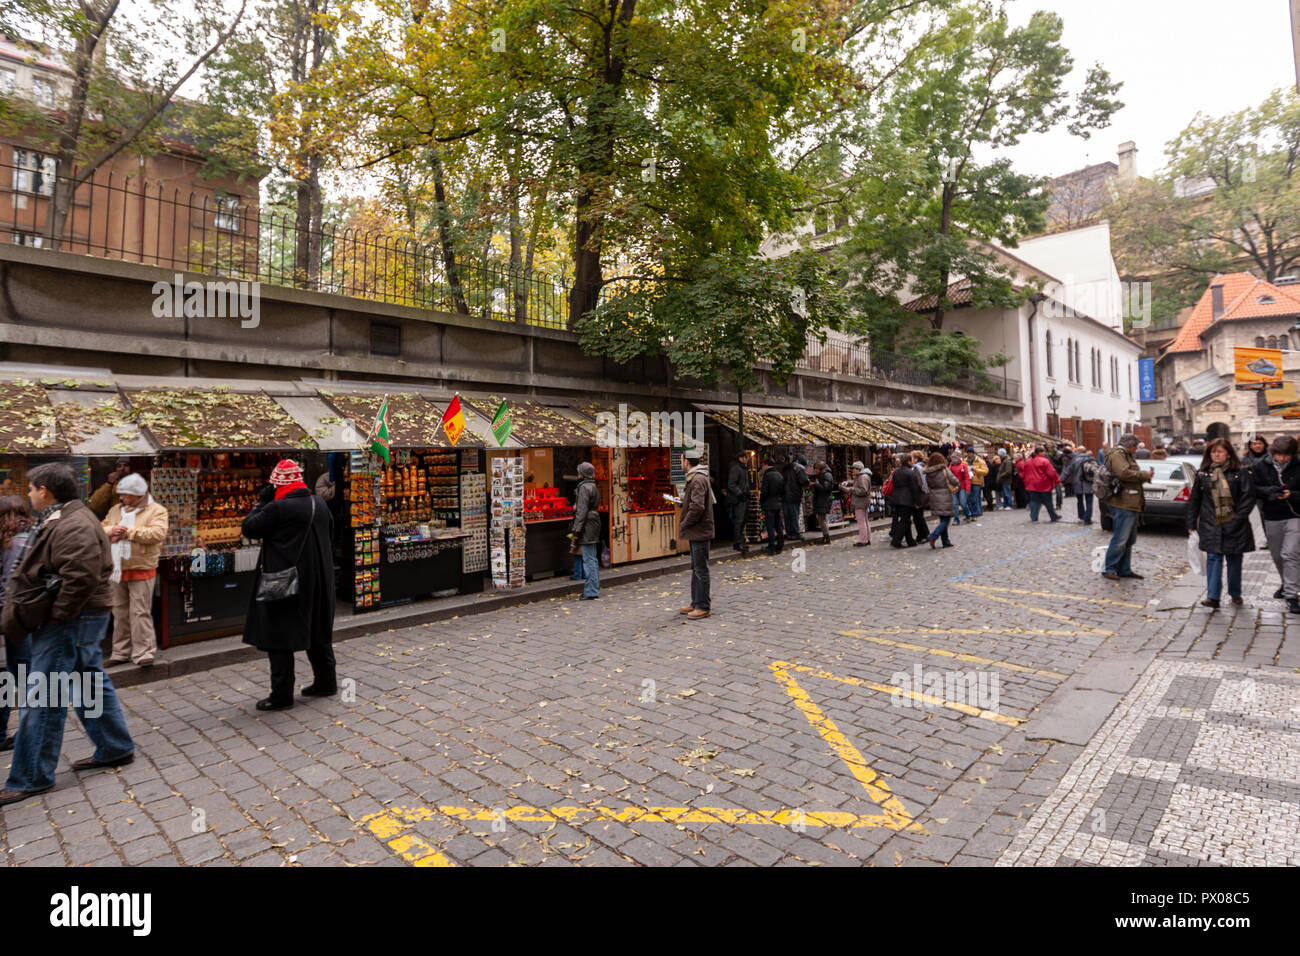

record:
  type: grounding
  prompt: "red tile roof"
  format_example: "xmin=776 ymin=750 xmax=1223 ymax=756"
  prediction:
xmin=1162 ymin=273 xmax=1300 ymax=354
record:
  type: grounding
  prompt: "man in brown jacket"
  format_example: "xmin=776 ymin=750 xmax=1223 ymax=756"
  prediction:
xmin=0 ymin=463 xmax=135 ymax=805
xmin=678 ymin=446 xmax=715 ymax=619
xmin=1101 ymin=434 xmax=1153 ymax=580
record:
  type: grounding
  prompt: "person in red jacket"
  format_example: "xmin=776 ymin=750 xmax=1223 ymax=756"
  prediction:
xmin=1022 ymin=446 xmax=1061 ymax=522
xmin=948 ymin=453 xmax=971 ymax=526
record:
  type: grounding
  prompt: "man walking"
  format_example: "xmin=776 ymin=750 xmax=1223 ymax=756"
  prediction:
xmin=967 ymin=450 xmax=987 ymax=519
xmin=1249 ymin=436 xmax=1300 ymax=612
xmin=996 ymin=450 xmax=1015 ymax=510
xmin=678 ymin=447 xmax=715 ymax=619
xmin=782 ymin=454 xmax=809 ymax=541
xmin=1023 ymin=447 xmax=1061 ymax=522
xmin=726 ymin=450 xmax=752 ymax=553
xmin=1101 ymin=434 xmax=1153 ymax=581
xmin=0 ymin=463 xmax=135 ymax=805
xmin=760 ymin=455 xmax=786 ymax=554
xmin=572 ymin=461 xmax=602 ymax=599
xmin=101 ymin=473 xmax=168 ymax=667
xmin=1060 ymin=447 xmax=1096 ymax=526
xmin=887 ymin=456 xmax=925 ymax=548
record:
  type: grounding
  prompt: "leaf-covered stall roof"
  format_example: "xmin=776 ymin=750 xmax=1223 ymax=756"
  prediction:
xmin=463 ymin=397 xmax=598 ymax=447
xmin=318 ymin=391 xmax=484 ymax=448
xmin=0 ymin=379 xmax=70 ymax=453
xmin=126 ymin=387 xmax=313 ymax=450
xmin=50 ymin=395 xmax=144 ymax=452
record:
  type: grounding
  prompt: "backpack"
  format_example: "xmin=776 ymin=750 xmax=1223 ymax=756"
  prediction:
xmin=1091 ymin=456 xmax=1118 ymax=499
xmin=1081 ymin=458 xmax=1098 ymax=485
xmin=881 ymin=476 xmax=894 ymax=498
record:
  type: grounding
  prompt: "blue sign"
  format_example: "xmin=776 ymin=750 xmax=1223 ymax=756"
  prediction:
xmin=1139 ymin=358 xmax=1155 ymax=402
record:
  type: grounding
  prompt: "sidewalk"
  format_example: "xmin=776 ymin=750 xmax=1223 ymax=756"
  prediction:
xmin=115 ymin=517 xmax=896 ymax=688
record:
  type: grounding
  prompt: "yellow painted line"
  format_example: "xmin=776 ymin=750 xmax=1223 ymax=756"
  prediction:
xmin=438 ymin=805 xmax=904 ymax=828
xmin=837 ymin=629 xmax=1069 ymax=681
xmin=963 ymin=584 xmax=1145 ymax=609
xmin=361 ymin=807 xmax=455 ymax=867
xmin=956 ymin=582 xmax=1114 ymax=634
xmin=874 ymin=626 xmax=1087 ymax=637
xmin=780 ymin=662 xmax=1023 ymax=727
xmin=768 ymin=661 xmax=925 ymax=834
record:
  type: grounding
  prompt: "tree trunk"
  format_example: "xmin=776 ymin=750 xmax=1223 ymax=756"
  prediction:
xmin=430 ymin=149 xmax=469 ymax=315
xmin=931 ymin=183 xmax=954 ymax=331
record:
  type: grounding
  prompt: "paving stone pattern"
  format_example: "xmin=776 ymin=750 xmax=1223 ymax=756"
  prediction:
xmin=2 ymin=509 xmax=1296 ymax=866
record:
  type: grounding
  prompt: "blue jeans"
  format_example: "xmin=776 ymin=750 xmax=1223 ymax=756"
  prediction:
xmin=1205 ymin=552 xmax=1243 ymax=601
xmin=1001 ymin=482 xmax=1013 ymax=508
xmin=952 ymin=490 xmax=964 ymax=524
xmin=6 ymin=610 xmax=134 ymax=793
xmin=1104 ymin=507 xmax=1140 ymax=576
xmin=581 ymin=543 xmax=600 ymax=598
xmin=1 ymin=635 xmax=32 ymax=745
xmin=783 ymin=502 xmax=802 ymax=539
xmin=689 ymin=540 xmax=710 ymax=611
xmin=1028 ymin=491 xmax=1058 ymax=521
xmin=967 ymin=490 xmax=983 ymax=517
xmin=1076 ymin=493 xmax=1094 ymax=524
xmin=928 ymin=515 xmax=952 ymax=547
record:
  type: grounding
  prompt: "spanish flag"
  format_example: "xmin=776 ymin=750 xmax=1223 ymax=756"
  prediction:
xmin=442 ymin=394 xmax=466 ymax=446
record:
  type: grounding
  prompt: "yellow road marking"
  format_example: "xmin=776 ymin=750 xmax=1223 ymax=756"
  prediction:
xmin=779 ymin=661 xmax=1023 ymax=726
xmin=768 ymin=661 xmax=925 ymax=833
xmin=362 ymin=807 xmax=455 ymax=867
xmin=956 ymin=582 xmax=1114 ymax=634
xmin=837 ymin=629 xmax=1069 ymax=681
xmin=874 ymin=626 xmax=1087 ymax=637
xmin=962 ymin=584 xmax=1145 ymax=609
xmin=440 ymin=805 xmax=904 ymax=827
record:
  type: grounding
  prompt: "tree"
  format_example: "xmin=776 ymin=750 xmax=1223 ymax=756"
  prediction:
xmin=0 ymin=0 xmax=247 ymax=249
xmin=1109 ymin=88 xmax=1300 ymax=323
xmin=837 ymin=2 xmax=1121 ymax=331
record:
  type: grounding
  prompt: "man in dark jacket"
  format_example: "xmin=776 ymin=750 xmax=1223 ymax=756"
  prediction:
xmin=1101 ymin=435 xmax=1153 ymax=580
xmin=241 ymin=459 xmax=335 ymax=710
xmin=782 ymin=454 xmax=809 ymax=541
xmin=678 ymin=447 xmax=715 ymax=619
xmin=996 ymin=451 xmax=1015 ymax=510
xmin=811 ymin=461 xmax=836 ymax=544
xmin=887 ymin=460 xmax=924 ymax=548
xmin=572 ymin=461 xmax=602 ymax=599
xmin=1251 ymin=436 xmax=1300 ymax=609
xmin=726 ymin=451 xmax=752 ymax=554
xmin=0 ymin=463 xmax=135 ymax=805
xmin=760 ymin=456 xmax=786 ymax=555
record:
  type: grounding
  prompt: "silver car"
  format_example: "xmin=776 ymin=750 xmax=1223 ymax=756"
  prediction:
xmin=1099 ymin=458 xmax=1197 ymax=530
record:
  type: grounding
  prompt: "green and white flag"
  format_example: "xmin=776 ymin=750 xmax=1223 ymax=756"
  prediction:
xmin=368 ymin=394 xmax=391 ymax=463
xmin=490 ymin=399 xmax=512 ymax=447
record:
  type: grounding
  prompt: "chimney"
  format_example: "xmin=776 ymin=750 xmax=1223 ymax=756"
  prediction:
xmin=1117 ymin=141 xmax=1138 ymax=181
xmin=1211 ymin=283 xmax=1224 ymax=320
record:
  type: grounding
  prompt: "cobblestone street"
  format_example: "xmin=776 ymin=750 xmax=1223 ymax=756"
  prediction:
xmin=3 ymin=509 xmax=1297 ymax=867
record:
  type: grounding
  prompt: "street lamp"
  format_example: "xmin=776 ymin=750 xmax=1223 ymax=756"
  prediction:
xmin=1047 ymin=388 xmax=1060 ymax=437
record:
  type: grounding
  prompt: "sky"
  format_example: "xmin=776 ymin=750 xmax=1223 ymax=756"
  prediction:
xmin=1000 ymin=0 xmax=1296 ymax=179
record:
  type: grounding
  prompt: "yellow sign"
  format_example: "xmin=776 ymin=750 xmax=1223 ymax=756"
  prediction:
xmin=1234 ymin=346 xmax=1284 ymax=390
xmin=1268 ymin=381 xmax=1300 ymax=414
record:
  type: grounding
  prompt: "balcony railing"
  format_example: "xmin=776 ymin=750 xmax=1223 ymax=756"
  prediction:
xmin=798 ymin=335 xmax=1020 ymax=400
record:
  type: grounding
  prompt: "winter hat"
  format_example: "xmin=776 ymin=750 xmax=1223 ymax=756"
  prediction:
xmin=578 ymin=461 xmax=595 ymax=478
xmin=116 ymin=473 xmax=148 ymax=496
xmin=851 ymin=461 xmax=865 ymax=471
xmin=683 ymin=446 xmax=704 ymax=460
xmin=270 ymin=459 xmax=305 ymax=486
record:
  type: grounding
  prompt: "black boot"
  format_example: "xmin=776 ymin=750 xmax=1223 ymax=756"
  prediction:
xmin=1289 ymin=599 xmax=1300 ymax=614
xmin=1275 ymin=587 xmax=1286 ymax=599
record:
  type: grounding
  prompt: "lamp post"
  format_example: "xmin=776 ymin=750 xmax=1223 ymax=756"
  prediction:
xmin=1047 ymin=388 xmax=1060 ymax=438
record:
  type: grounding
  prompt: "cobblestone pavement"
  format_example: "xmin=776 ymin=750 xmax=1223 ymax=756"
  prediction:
xmin=2 ymin=509 xmax=1297 ymax=867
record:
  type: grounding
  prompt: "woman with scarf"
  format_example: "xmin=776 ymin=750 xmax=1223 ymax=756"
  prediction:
xmin=1187 ymin=439 xmax=1256 ymax=609
xmin=241 ymin=460 xmax=335 ymax=710
xmin=840 ymin=461 xmax=873 ymax=546
xmin=101 ymin=474 xmax=168 ymax=667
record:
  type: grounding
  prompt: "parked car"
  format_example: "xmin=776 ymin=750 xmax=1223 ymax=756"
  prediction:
xmin=1099 ymin=458 xmax=1197 ymax=530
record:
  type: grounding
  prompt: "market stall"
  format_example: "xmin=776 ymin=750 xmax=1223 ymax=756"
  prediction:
xmin=0 ymin=377 xmax=74 ymax=494
xmin=317 ymin=389 xmax=498 ymax=610
xmin=125 ymin=383 xmax=319 ymax=646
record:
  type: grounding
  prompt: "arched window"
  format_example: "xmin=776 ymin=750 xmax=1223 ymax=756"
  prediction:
xmin=1267 ymin=335 xmax=1278 ymax=349
xmin=1256 ymin=336 xmax=1267 ymax=347
xmin=1046 ymin=330 xmax=1054 ymax=377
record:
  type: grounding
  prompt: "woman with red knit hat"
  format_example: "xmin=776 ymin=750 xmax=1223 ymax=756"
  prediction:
xmin=240 ymin=459 xmax=335 ymax=710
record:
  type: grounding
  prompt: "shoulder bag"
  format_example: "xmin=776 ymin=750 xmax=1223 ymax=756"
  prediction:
xmin=255 ymin=496 xmax=316 ymax=603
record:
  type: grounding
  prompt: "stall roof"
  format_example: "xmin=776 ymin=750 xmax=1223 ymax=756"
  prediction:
xmin=462 ymin=396 xmax=599 ymax=447
xmin=318 ymin=391 xmax=485 ymax=449
xmin=125 ymin=385 xmax=314 ymax=451
xmin=46 ymin=386 xmax=153 ymax=455
xmin=577 ymin=401 xmax=702 ymax=448
xmin=0 ymin=378 xmax=71 ymax=454
xmin=276 ymin=395 xmax=365 ymax=452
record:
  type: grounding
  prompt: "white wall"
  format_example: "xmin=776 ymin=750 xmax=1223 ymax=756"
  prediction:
xmin=1012 ymin=223 xmax=1124 ymax=330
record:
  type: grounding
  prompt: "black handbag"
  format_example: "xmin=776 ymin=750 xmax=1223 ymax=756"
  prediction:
xmin=254 ymin=497 xmax=316 ymax=603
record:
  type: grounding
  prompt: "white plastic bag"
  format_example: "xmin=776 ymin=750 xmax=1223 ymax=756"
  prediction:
xmin=1186 ymin=532 xmax=1204 ymax=576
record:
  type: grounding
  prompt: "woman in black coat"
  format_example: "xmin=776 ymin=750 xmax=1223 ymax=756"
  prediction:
xmin=241 ymin=459 xmax=336 ymax=710
xmin=887 ymin=461 xmax=923 ymax=548
xmin=760 ymin=457 xmax=786 ymax=554
xmin=1187 ymin=439 xmax=1255 ymax=610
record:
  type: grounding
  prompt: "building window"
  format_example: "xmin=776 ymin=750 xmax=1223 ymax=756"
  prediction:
xmin=1257 ymin=336 xmax=1267 ymax=347
xmin=12 ymin=150 xmax=55 ymax=196
xmin=32 ymin=77 xmax=55 ymax=109
xmin=214 ymin=195 xmax=241 ymax=232
xmin=0 ymin=69 xmax=14 ymax=95
xmin=11 ymin=232 xmax=46 ymax=248
xmin=370 ymin=321 xmax=401 ymax=357
xmin=1045 ymin=330 xmax=1053 ymax=377
xmin=1267 ymin=335 xmax=1278 ymax=349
